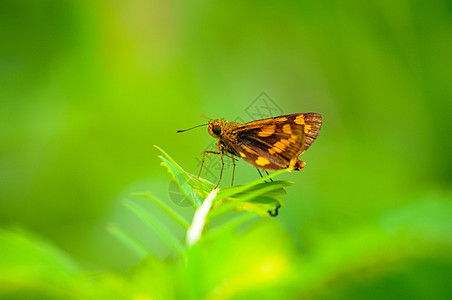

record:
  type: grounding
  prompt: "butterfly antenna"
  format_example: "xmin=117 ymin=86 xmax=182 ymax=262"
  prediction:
xmin=177 ymin=123 xmax=208 ymax=133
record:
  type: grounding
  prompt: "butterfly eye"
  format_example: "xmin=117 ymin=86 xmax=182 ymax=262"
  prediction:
xmin=212 ymin=125 xmax=221 ymax=135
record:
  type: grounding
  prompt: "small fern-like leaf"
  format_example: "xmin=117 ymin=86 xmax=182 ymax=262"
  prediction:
xmin=154 ymin=145 xmax=294 ymax=217
xmin=124 ymin=200 xmax=186 ymax=258
xmin=106 ymin=224 xmax=149 ymax=258
xmin=131 ymin=192 xmax=190 ymax=230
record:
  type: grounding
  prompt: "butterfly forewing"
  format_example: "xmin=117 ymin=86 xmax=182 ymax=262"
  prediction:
xmin=297 ymin=113 xmax=322 ymax=153
xmin=221 ymin=113 xmax=322 ymax=170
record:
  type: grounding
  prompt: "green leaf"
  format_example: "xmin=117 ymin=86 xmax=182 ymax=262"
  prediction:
xmin=210 ymin=180 xmax=293 ymax=218
xmin=217 ymin=180 xmax=292 ymax=216
xmin=154 ymin=145 xmax=294 ymax=218
xmin=155 ymin=145 xmax=215 ymax=207
xmin=159 ymin=156 xmax=200 ymax=208
xmin=215 ymin=168 xmax=292 ymax=200
xmin=132 ymin=192 xmax=190 ymax=230
xmin=227 ymin=195 xmax=285 ymax=216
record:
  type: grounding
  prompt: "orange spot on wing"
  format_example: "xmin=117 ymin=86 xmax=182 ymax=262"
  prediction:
xmin=257 ymin=125 xmax=276 ymax=137
xmin=268 ymin=141 xmax=286 ymax=155
xmin=295 ymin=115 xmax=305 ymax=125
xmin=239 ymin=152 xmax=246 ymax=157
xmin=288 ymin=134 xmax=298 ymax=144
xmin=256 ymin=156 xmax=270 ymax=166
xmin=282 ymin=124 xmax=292 ymax=134
xmin=242 ymin=145 xmax=258 ymax=155
xmin=304 ymin=124 xmax=312 ymax=134
xmin=280 ymin=139 xmax=290 ymax=146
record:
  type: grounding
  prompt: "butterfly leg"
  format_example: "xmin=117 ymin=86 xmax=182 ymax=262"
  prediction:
xmin=216 ymin=150 xmax=225 ymax=188
xmin=256 ymin=167 xmax=264 ymax=179
xmin=256 ymin=168 xmax=273 ymax=183
xmin=256 ymin=168 xmax=268 ymax=183
xmin=230 ymin=155 xmax=236 ymax=186
xmin=264 ymin=170 xmax=273 ymax=182
xmin=198 ymin=151 xmax=220 ymax=178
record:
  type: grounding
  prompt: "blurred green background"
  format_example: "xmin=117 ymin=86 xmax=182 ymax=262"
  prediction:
xmin=1 ymin=0 xmax=451 ymax=299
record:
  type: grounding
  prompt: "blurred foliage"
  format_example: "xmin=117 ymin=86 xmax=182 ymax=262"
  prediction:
xmin=0 ymin=151 xmax=450 ymax=299
xmin=0 ymin=0 xmax=451 ymax=299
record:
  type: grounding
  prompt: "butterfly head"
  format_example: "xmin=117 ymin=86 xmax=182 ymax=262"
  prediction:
xmin=207 ymin=119 xmax=225 ymax=138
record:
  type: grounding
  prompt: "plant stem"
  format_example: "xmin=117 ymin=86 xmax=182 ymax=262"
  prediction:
xmin=186 ymin=188 xmax=219 ymax=247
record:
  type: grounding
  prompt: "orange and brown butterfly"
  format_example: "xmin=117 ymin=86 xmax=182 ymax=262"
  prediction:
xmin=177 ymin=113 xmax=322 ymax=188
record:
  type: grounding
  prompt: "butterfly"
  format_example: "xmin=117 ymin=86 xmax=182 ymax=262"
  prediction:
xmin=177 ymin=113 xmax=322 ymax=188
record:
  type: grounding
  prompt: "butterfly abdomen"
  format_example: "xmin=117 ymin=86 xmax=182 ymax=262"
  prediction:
xmin=292 ymin=159 xmax=306 ymax=171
